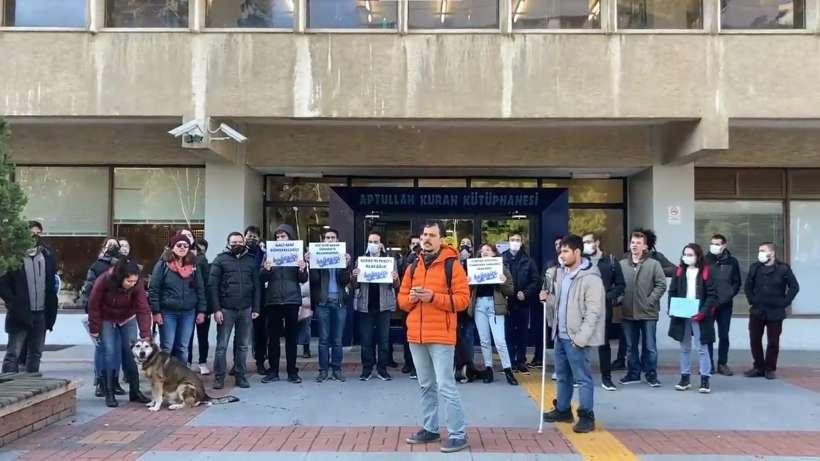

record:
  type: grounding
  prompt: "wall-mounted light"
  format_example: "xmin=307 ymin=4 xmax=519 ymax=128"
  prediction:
xmin=511 ymin=211 xmax=527 ymax=220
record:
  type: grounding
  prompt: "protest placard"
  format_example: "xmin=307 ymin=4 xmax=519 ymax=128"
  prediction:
xmin=466 ymin=257 xmax=503 ymax=285
xmin=308 ymin=242 xmax=347 ymax=269
xmin=357 ymin=257 xmax=395 ymax=284
xmin=266 ymin=240 xmax=303 ymax=267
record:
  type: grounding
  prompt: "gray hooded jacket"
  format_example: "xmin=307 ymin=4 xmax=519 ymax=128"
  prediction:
xmin=545 ymin=258 xmax=606 ymax=348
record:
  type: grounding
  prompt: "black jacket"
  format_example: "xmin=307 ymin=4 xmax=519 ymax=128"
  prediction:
xmin=262 ymin=264 xmax=309 ymax=306
xmin=148 ymin=261 xmax=207 ymax=315
xmin=593 ymin=253 xmax=626 ymax=315
xmin=502 ymin=249 xmax=540 ymax=311
xmin=704 ymin=250 xmax=742 ymax=306
xmin=744 ymin=261 xmax=799 ymax=322
xmin=667 ymin=265 xmax=718 ymax=344
xmin=0 ymin=247 xmax=59 ymax=334
xmin=78 ymin=256 xmax=116 ymax=312
xmin=309 ymin=265 xmax=351 ymax=306
xmin=209 ymin=249 xmax=261 ymax=314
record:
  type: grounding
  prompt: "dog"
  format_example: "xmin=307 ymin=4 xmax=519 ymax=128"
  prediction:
xmin=132 ymin=339 xmax=239 ymax=412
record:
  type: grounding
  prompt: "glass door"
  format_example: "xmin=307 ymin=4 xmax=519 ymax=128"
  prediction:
xmin=481 ymin=216 xmax=531 ymax=254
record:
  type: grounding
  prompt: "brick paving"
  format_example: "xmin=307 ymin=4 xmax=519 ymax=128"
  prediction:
xmin=612 ymin=429 xmax=820 ymax=457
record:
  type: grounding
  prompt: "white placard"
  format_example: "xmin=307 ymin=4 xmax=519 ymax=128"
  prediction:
xmin=309 ymin=242 xmax=347 ymax=269
xmin=357 ymin=257 xmax=395 ymax=284
xmin=266 ymin=240 xmax=303 ymax=267
xmin=467 ymin=257 xmax=504 ymax=285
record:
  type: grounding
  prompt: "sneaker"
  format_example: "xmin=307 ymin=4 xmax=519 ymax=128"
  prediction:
xmin=601 ymin=377 xmax=617 ymax=391
xmin=287 ymin=374 xmax=302 ymax=384
xmin=543 ymin=407 xmax=574 ymax=423
xmin=744 ymin=368 xmax=765 ymax=378
xmin=199 ymin=363 xmax=211 ymax=376
xmin=516 ymin=364 xmax=531 ymax=375
xmin=302 ymin=345 xmax=311 ymax=359
xmin=440 ymin=437 xmax=469 ymax=453
xmin=647 ymin=377 xmax=662 ymax=388
xmin=528 ymin=360 xmax=543 ymax=369
xmin=261 ymin=373 xmax=280 ymax=383
xmin=699 ymin=376 xmax=711 ymax=393
xmin=375 ymin=369 xmax=393 ymax=381
xmin=619 ymin=375 xmax=641 ymax=385
xmin=256 ymin=362 xmax=269 ymax=376
xmin=316 ymin=370 xmax=329 ymax=383
xmin=360 ymin=370 xmax=373 ymax=381
xmin=573 ymin=382 xmax=581 ymax=389
xmin=332 ymin=369 xmax=346 ymax=382
xmin=409 ymin=369 xmax=417 ymax=379
xmin=573 ymin=409 xmax=596 ymax=434
xmin=235 ymin=375 xmax=250 ymax=389
xmin=406 ymin=429 xmax=441 ymax=445
xmin=213 ymin=378 xmax=225 ymax=390
xmin=675 ymin=374 xmax=691 ymax=391
xmin=765 ymin=370 xmax=777 ymax=380
xmin=611 ymin=359 xmax=626 ymax=371
xmin=717 ymin=364 xmax=734 ymax=376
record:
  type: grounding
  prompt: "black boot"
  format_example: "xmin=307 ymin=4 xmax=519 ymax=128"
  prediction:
xmin=504 ymin=368 xmax=519 ymax=386
xmin=483 ymin=367 xmax=494 ymax=384
xmin=543 ymin=399 xmax=573 ymax=423
xmin=94 ymin=376 xmax=104 ymax=398
xmin=675 ymin=374 xmax=691 ymax=391
xmin=111 ymin=371 xmax=127 ymax=396
xmin=127 ymin=372 xmax=151 ymax=404
xmin=465 ymin=364 xmax=478 ymax=383
xmin=573 ymin=409 xmax=596 ymax=433
xmin=104 ymin=371 xmax=118 ymax=408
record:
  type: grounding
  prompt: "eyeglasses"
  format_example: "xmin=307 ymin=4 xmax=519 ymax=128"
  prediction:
xmin=174 ymin=243 xmax=190 ymax=249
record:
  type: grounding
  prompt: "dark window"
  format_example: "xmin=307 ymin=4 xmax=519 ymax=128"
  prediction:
xmin=307 ymin=0 xmax=398 ymax=29
xmin=617 ymin=0 xmax=703 ymax=29
xmin=721 ymin=0 xmax=804 ymax=29
xmin=106 ymin=0 xmax=189 ymax=28
xmin=207 ymin=0 xmax=294 ymax=28
xmin=408 ymin=0 xmax=499 ymax=29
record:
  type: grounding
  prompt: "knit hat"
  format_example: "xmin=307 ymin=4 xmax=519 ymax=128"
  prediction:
xmin=168 ymin=233 xmax=190 ymax=248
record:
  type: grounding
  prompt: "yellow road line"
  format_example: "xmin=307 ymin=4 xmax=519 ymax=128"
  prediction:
xmin=519 ymin=373 xmax=639 ymax=461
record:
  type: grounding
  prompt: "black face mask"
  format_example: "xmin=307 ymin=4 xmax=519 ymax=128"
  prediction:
xmin=411 ymin=243 xmax=421 ymax=254
xmin=105 ymin=247 xmax=121 ymax=258
xmin=230 ymin=245 xmax=245 ymax=255
xmin=246 ymin=238 xmax=259 ymax=249
xmin=460 ymin=245 xmax=472 ymax=253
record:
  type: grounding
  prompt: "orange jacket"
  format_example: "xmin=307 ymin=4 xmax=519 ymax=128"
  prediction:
xmin=398 ymin=246 xmax=470 ymax=345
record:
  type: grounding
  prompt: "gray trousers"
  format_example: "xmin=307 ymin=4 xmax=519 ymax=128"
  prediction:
xmin=2 ymin=311 xmax=47 ymax=373
xmin=214 ymin=308 xmax=252 ymax=379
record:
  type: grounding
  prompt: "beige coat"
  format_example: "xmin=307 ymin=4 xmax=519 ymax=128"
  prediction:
xmin=545 ymin=260 xmax=606 ymax=348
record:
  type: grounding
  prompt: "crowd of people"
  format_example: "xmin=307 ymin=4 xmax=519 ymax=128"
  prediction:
xmin=0 ymin=219 xmax=801 ymax=453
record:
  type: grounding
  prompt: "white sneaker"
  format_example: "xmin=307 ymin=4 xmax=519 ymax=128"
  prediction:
xmin=199 ymin=364 xmax=211 ymax=375
xmin=551 ymin=372 xmax=558 ymax=381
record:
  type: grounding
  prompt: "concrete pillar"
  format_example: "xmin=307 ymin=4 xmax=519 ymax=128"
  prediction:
xmin=203 ymin=158 xmax=264 ymax=260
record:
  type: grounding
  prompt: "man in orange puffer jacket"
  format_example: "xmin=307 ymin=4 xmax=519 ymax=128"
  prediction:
xmin=399 ymin=221 xmax=471 ymax=454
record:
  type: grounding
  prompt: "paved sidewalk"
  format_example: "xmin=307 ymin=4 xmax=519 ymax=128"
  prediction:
xmin=2 ymin=345 xmax=819 ymax=460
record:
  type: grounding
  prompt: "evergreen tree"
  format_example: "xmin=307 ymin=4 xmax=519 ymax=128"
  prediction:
xmin=0 ymin=118 xmax=32 ymax=275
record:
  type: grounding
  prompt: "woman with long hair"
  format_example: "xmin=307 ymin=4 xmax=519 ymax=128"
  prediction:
xmin=668 ymin=243 xmax=718 ymax=394
xmin=149 ymin=233 xmax=207 ymax=363
xmin=470 ymin=244 xmax=518 ymax=385
xmin=87 ymin=258 xmax=152 ymax=407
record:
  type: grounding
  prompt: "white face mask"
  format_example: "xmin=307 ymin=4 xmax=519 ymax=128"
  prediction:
xmin=367 ymin=243 xmax=380 ymax=255
xmin=758 ymin=252 xmax=771 ymax=264
xmin=583 ymin=243 xmax=595 ymax=256
xmin=709 ymin=244 xmax=722 ymax=256
xmin=682 ymin=255 xmax=696 ymax=267
xmin=509 ymin=241 xmax=522 ymax=252
xmin=557 ymin=256 xmax=566 ymax=267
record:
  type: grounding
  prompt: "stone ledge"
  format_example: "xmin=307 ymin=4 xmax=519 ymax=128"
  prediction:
xmin=0 ymin=374 xmax=78 ymax=448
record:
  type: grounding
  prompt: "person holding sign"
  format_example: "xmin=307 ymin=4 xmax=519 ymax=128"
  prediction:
xmin=306 ymin=228 xmax=352 ymax=383
xmin=260 ymin=224 xmax=308 ymax=384
xmin=351 ymin=232 xmax=399 ymax=382
xmin=667 ymin=244 xmax=718 ymax=394
xmin=468 ymin=244 xmax=518 ymax=386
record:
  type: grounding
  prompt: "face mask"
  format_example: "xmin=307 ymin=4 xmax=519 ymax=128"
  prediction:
xmin=246 ymin=236 xmax=259 ymax=248
xmin=105 ymin=247 xmax=121 ymax=258
xmin=119 ymin=246 xmax=130 ymax=257
xmin=460 ymin=245 xmax=471 ymax=253
xmin=682 ymin=255 xmax=696 ymax=266
xmin=230 ymin=245 xmax=245 ymax=255
xmin=509 ymin=241 xmax=522 ymax=252
xmin=758 ymin=252 xmax=770 ymax=264
xmin=583 ymin=243 xmax=595 ymax=255
xmin=27 ymin=247 xmax=38 ymax=257
xmin=367 ymin=243 xmax=380 ymax=255
xmin=411 ymin=243 xmax=421 ymax=253
xmin=557 ymin=256 xmax=565 ymax=267
xmin=709 ymin=244 xmax=722 ymax=256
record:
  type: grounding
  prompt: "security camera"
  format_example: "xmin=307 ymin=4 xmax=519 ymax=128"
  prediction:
xmin=168 ymin=120 xmax=205 ymax=144
xmin=217 ymin=123 xmax=247 ymax=143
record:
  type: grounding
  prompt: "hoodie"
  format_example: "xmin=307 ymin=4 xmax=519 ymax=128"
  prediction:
xmin=545 ymin=258 xmax=606 ymax=348
xmin=261 ymin=224 xmax=308 ymax=306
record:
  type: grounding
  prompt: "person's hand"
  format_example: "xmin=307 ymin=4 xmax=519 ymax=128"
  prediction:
xmin=498 ymin=273 xmax=507 ymax=284
xmin=251 ymin=312 xmax=259 ymax=320
xmin=517 ymin=291 xmax=525 ymax=301
xmin=304 ymin=251 xmax=311 ymax=262
xmin=392 ymin=271 xmax=399 ymax=281
xmin=196 ymin=313 xmax=205 ymax=325
xmin=345 ymin=253 xmax=352 ymax=264
xmin=460 ymin=249 xmax=470 ymax=260
xmin=409 ymin=287 xmax=421 ymax=304
xmin=214 ymin=311 xmax=224 ymax=325
xmin=692 ymin=312 xmax=705 ymax=322
xmin=297 ymin=260 xmax=306 ymax=271
xmin=152 ymin=313 xmax=163 ymax=326
xmin=539 ymin=290 xmax=548 ymax=301
xmin=263 ymin=260 xmax=273 ymax=270
xmin=418 ymin=288 xmax=434 ymax=303
xmin=352 ymin=268 xmax=360 ymax=278
xmin=571 ymin=340 xmax=582 ymax=349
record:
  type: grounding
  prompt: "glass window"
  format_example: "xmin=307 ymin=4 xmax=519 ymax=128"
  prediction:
xmin=512 ymin=0 xmax=601 ymax=29
xmin=721 ymin=0 xmax=804 ymax=29
xmin=408 ymin=0 xmax=499 ymax=29
xmin=418 ymin=178 xmax=467 ymax=188
xmin=696 ymin=200 xmax=784 ymax=315
xmin=39 ymin=236 xmax=110 ymax=303
xmin=617 ymin=0 xmax=703 ymax=29
xmin=569 ymin=209 xmax=624 ymax=255
xmin=207 ymin=0 xmax=294 ymax=28
xmin=481 ymin=218 xmax=530 ymax=252
xmin=266 ymin=206 xmax=329 ymax=243
xmin=307 ymin=0 xmax=398 ymax=29
xmin=351 ymin=178 xmax=414 ymax=187
xmin=3 ymin=0 xmax=86 ymax=27
xmin=543 ymin=179 xmax=624 ymax=204
xmin=788 ymin=201 xmax=819 ymax=315
xmin=106 ymin=0 xmax=189 ymax=28
xmin=113 ymin=223 xmax=204 ymax=277
xmin=17 ymin=167 xmax=110 ymax=236
xmin=471 ymin=178 xmax=537 ymax=188
xmin=113 ymin=168 xmax=205 ymax=225
xmin=266 ymin=177 xmax=346 ymax=202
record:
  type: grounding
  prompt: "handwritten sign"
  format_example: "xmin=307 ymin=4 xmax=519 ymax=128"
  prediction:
xmin=357 ymin=257 xmax=395 ymax=284
xmin=309 ymin=242 xmax=347 ymax=269
xmin=467 ymin=257 xmax=503 ymax=285
xmin=266 ymin=240 xmax=303 ymax=267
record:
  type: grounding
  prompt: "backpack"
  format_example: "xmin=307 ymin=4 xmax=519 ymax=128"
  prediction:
xmin=408 ymin=257 xmax=456 ymax=312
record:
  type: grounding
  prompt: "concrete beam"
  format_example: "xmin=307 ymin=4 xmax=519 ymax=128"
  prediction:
xmin=652 ymin=119 xmax=729 ymax=166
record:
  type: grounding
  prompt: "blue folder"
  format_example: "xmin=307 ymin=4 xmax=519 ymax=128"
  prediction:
xmin=669 ymin=297 xmax=700 ymax=318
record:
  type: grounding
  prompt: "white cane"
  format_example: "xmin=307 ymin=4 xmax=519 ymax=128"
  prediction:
xmin=537 ymin=298 xmax=548 ymax=434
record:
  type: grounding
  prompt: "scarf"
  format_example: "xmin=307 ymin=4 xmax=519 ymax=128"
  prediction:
xmin=23 ymin=250 xmax=46 ymax=311
xmin=168 ymin=260 xmax=194 ymax=279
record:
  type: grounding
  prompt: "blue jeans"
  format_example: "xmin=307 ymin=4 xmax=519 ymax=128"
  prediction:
xmin=317 ymin=303 xmax=347 ymax=371
xmin=680 ymin=320 xmax=711 ymax=377
xmin=95 ymin=336 xmax=126 ymax=378
xmin=622 ymin=319 xmax=658 ymax=380
xmin=298 ymin=317 xmax=312 ymax=345
xmin=409 ymin=343 xmax=466 ymax=440
xmin=101 ymin=318 xmax=139 ymax=377
xmin=214 ymin=308 xmax=252 ymax=379
xmin=554 ymin=337 xmax=594 ymax=412
xmin=159 ymin=310 xmax=196 ymax=363
xmin=358 ymin=310 xmax=391 ymax=372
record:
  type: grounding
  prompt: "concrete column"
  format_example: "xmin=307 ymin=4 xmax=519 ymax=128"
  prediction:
xmin=89 ymin=0 xmax=105 ymax=32
xmin=204 ymin=156 xmax=264 ymax=260
xmin=294 ymin=0 xmax=306 ymax=32
xmin=500 ymin=0 xmax=512 ymax=34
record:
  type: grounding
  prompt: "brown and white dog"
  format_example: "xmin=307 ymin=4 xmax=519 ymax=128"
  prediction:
xmin=132 ymin=339 xmax=238 ymax=411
